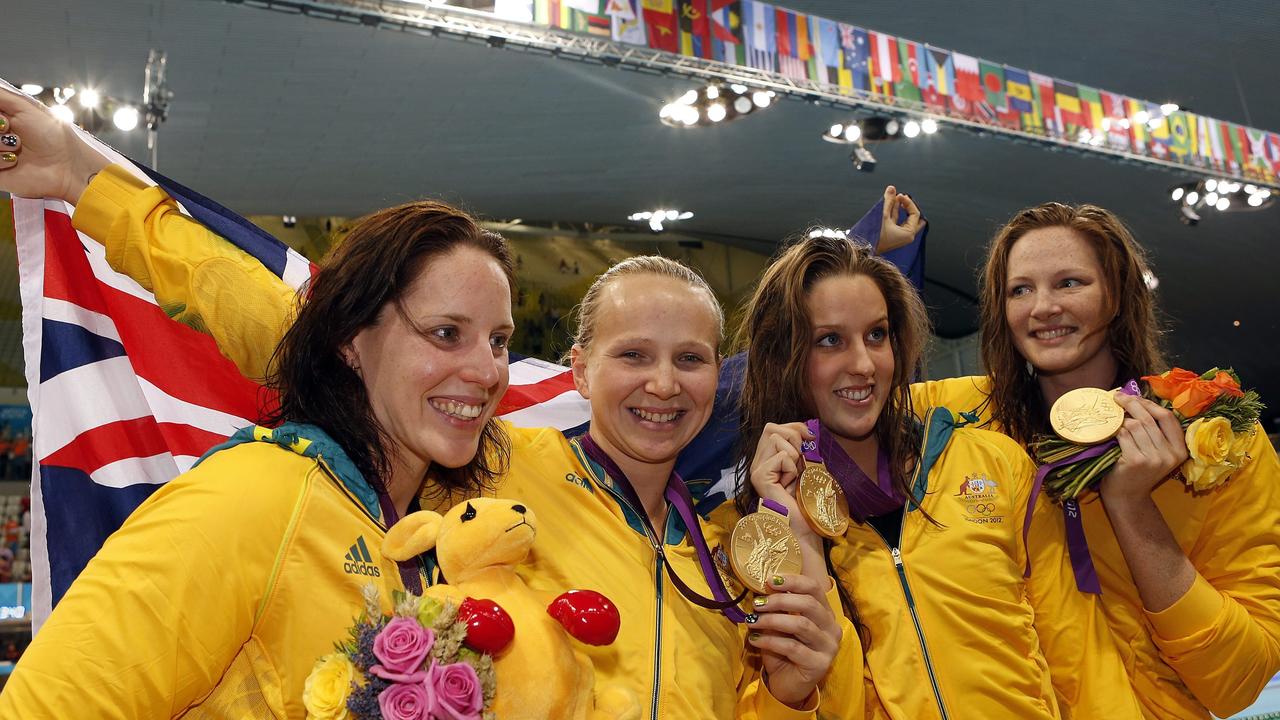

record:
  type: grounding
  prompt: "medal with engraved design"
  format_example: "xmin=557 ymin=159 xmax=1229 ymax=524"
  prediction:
xmin=729 ymin=498 xmax=803 ymax=595
xmin=797 ymin=463 xmax=850 ymax=538
xmin=1050 ymin=386 xmax=1125 ymax=444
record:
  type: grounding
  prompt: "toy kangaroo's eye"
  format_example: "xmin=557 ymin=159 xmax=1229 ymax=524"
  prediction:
xmin=461 ymin=503 xmax=477 ymax=522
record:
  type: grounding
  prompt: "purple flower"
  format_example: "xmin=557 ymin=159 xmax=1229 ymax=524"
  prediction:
xmin=429 ymin=661 xmax=484 ymax=720
xmin=373 ymin=617 xmax=434 ymax=675
xmin=377 ymin=681 xmax=432 ymax=720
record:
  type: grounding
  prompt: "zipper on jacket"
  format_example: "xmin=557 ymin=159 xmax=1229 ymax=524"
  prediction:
xmin=651 ymin=545 xmax=664 ymax=720
xmin=871 ymin=512 xmax=949 ymax=720
xmin=891 ymin=546 xmax=949 ymax=720
xmin=586 ymin=465 xmax=666 ymax=720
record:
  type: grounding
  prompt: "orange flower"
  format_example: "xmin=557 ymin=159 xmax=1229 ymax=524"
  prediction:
xmin=1142 ymin=368 xmax=1200 ymax=402
xmin=1142 ymin=368 xmax=1235 ymax=418
xmin=1209 ymin=371 xmax=1245 ymax=399
xmin=1172 ymin=381 xmax=1221 ymax=417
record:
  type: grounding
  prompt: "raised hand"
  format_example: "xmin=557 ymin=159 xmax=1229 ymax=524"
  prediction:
xmin=877 ymin=185 xmax=925 ymax=253
xmin=748 ymin=421 xmax=834 ymax=582
xmin=0 ymin=83 xmax=109 ymax=204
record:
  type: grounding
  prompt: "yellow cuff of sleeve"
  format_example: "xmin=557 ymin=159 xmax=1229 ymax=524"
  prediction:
xmin=1146 ymin=574 xmax=1224 ymax=641
xmin=70 ymin=163 xmax=151 ymax=240
xmin=759 ymin=680 xmax=820 ymax=719
xmin=823 ymin=576 xmax=841 ymax=611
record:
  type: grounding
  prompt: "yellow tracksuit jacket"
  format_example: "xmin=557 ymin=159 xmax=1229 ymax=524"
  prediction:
xmin=822 ymin=408 xmax=1143 ymax=720
xmin=0 ymin=426 xmax=417 ymax=719
xmin=26 ymin=163 xmax=861 ymax=718
xmin=913 ymin=375 xmax=1280 ymax=719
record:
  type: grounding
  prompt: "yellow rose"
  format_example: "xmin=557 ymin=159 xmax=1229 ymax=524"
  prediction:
xmin=1227 ymin=426 xmax=1257 ymax=469
xmin=418 ymin=596 xmax=445 ymax=628
xmin=1181 ymin=458 xmax=1235 ymax=492
xmin=1184 ymin=417 xmax=1232 ymax=465
xmin=303 ymin=653 xmax=355 ymax=720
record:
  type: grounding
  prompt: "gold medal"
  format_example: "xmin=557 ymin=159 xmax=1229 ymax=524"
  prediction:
xmin=729 ymin=500 xmax=803 ymax=594
xmin=797 ymin=464 xmax=850 ymax=538
xmin=1050 ymin=387 xmax=1125 ymax=444
xmin=711 ymin=544 xmax=746 ymax=600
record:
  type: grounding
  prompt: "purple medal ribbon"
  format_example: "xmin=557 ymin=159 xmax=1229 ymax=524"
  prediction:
xmin=759 ymin=497 xmax=791 ymax=516
xmin=803 ymin=419 xmax=904 ymax=521
xmin=1024 ymin=444 xmax=1109 ymax=594
xmin=1022 ymin=380 xmax=1140 ymax=594
xmin=579 ymin=433 xmax=753 ymax=624
xmin=375 ymin=491 xmax=425 ymax=595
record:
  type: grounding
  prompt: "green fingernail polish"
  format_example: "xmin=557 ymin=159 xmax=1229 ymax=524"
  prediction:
xmin=753 ymin=596 xmax=768 ymax=608
xmin=771 ymin=575 xmax=784 ymax=586
xmin=0 ymin=153 xmax=15 ymax=163
xmin=0 ymin=117 xmax=7 ymax=131
xmin=748 ymin=632 xmax=761 ymax=642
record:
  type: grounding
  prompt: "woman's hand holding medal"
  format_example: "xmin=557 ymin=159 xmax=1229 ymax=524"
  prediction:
xmin=1101 ymin=393 xmax=1189 ymax=506
xmin=749 ymin=422 xmax=825 ymax=561
xmin=743 ymin=422 xmax=845 ymax=709
xmin=748 ymin=571 xmax=843 ymax=709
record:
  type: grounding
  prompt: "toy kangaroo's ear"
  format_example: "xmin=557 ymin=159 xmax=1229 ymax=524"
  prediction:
xmin=382 ymin=511 xmax=443 ymax=562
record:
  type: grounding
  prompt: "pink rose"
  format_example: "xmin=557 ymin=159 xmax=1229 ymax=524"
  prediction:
xmin=370 ymin=667 xmax=428 ymax=684
xmin=429 ymin=661 xmax=484 ymax=720
xmin=378 ymin=681 xmax=432 ymax=720
xmin=373 ymin=617 xmax=434 ymax=675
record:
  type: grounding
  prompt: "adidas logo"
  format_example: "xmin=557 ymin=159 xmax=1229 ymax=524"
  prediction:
xmin=343 ymin=536 xmax=382 ymax=577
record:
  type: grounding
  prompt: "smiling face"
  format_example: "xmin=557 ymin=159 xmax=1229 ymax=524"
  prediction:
xmin=571 ymin=273 xmax=721 ymax=479
xmin=1004 ymin=226 xmax=1116 ymax=382
xmin=346 ymin=246 xmax=514 ymax=477
xmin=805 ymin=273 xmax=895 ymax=449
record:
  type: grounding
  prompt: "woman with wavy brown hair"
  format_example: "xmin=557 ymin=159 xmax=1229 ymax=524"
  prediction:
xmin=914 ymin=202 xmax=1280 ymax=719
xmin=0 ymin=188 xmax=521 ymax=716
xmin=735 ymin=233 xmax=1141 ymax=719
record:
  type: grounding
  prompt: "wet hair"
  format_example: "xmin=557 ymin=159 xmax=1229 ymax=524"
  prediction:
xmin=980 ymin=202 xmax=1166 ymax=444
xmin=736 ymin=233 xmax=930 ymax=514
xmin=567 ymin=254 xmax=724 ymax=357
xmin=263 ymin=200 xmax=513 ymax=498
xmin=734 ymin=232 xmax=931 ymax=635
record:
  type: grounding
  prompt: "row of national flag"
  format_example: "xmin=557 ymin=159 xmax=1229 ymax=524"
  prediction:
xmin=515 ymin=0 xmax=1280 ymax=183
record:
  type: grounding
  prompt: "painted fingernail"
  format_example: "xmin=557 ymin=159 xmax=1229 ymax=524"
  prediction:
xmin=753 ymin=596 xmax=768 ymax=608
xmin=748 ymin=632 xmax=761 ymax=642
xmin=0 ymin=135 xmax=17 ymax=148
xmin=0 ymin=153 xmax=15 ymax=163
xmin=0 ymin=117 xmax=8 ymax=131
xmin=771 ymin=575 xmax=784 ymax=587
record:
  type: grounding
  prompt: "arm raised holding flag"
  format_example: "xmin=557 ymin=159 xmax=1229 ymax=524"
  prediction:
xmin=0 ymin=85 xmax=298 ymax=381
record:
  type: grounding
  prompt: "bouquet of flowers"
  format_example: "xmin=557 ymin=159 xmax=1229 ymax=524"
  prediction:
xmin=1034 ymin=368 xmax=1265 ymax=500
xmin=303 ymin=585 xmax=509 ymax=720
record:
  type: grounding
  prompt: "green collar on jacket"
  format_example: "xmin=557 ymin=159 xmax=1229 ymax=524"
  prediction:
xmin=196 ymin=423 xmax=381 ymax=519
xmin=909 ymin=406 xmax=963 ymax=509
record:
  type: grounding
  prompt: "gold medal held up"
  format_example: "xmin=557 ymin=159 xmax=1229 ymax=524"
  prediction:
xmin=729 ymin=498 xmax=803 ymax=594
xmin=1050 ymin=387 xmax=1125 ymax=445
xmin=797 ymin=464 xmax=850 ymax=538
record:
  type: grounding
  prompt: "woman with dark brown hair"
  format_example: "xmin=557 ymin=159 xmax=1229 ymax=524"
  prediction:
xmin=0 ymin=190 xmax=521 ymax=716
xmin=913 ymin=202 xmax=1280 ymax=719
xmin=736 ymin=233 xmax=1143 ymax=719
